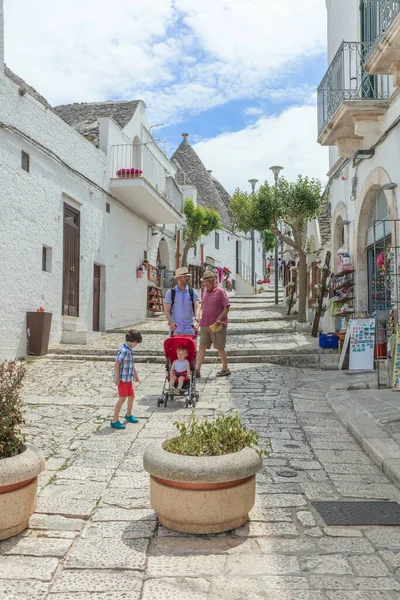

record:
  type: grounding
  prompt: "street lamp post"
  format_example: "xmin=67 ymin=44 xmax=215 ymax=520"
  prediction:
xmin=269 ymin=166 xmax=284 ymax=305
xmin=248 ymin=179 xmax=258 ymax=290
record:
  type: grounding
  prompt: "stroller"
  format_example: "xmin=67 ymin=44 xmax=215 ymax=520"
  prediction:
xmin=157 ymin=335 xmax=199 ymax=408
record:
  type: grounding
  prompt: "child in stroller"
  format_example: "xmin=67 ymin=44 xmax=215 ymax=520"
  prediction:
xmin=157 ymin=335 xmax=199 ymax=408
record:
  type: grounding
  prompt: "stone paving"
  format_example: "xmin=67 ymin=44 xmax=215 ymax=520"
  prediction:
xmin=3 ymin=352 xmax=400 ymax=598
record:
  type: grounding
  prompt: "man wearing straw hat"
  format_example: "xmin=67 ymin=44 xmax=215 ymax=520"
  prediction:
xmin=164 ymin=267 xmax=200 ymax=335
xmin=196 ymin=270 xmax=231 ymax=378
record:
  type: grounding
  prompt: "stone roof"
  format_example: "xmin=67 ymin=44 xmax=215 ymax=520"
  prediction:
xmin=318 ymin=202 xmax=331 ymax=249
xmin=53 ymin=100 xmax=140 ymax=146
xmin=5 ymin=66 xmax=53 ymax=111
xmin=171 ymin=134 xmax=232 ymax=229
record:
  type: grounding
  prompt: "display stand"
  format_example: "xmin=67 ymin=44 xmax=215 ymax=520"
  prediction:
xmin=312 ymin=251 xmax=331 ymax=337
xmin=331 ymin=269 xmax=356 ymax=319
xmin=147 ymin=285 xmax=164 ymax=312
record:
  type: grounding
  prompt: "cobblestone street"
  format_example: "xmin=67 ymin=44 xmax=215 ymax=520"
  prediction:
xmin=3 ymin=334 xmax=400 ymax=599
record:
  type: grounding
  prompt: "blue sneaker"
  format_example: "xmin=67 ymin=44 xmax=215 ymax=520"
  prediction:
xmin=125 ymin=414 xmax=138 ymax=423
xmin=110 ymin=420 xmax=126 ymax=429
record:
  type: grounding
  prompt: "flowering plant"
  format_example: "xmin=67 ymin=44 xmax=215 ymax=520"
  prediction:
xmin=116 ymin=168 xmax=143 ymax=178
xmin=36 ymin=306 xmax=45 ymax=312
xmin=285 ymin=295 xmax=295 ymax=306
xmin=224 ymin=279 xmax=233 ymax=291
xmin=317 ymin=263 xmax=328 ymax=272
xmin=288 ymin=281 xmax=296 ymax=288
xmin=0 ymin=361 xmax=26 ymax=459
xmin=311 ymin=302 xmax=328 ymax=313
xmin=223 ymin=267 xmax=231 ymax=274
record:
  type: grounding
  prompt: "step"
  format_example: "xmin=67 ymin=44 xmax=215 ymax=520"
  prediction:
xmin=47 ymin=345 xmax=320 ymax=358
xmin=62 ymin=316 xmax=88 ymax=333
xmin=229 ymin=304 xmax=283 ymax=312
xmin=43 ymin=352 xmax=331 ymax=368
xmin=61 ymin=330 xmax=89 ymax=345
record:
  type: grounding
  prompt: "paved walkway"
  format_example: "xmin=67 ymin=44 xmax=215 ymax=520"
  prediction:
xmin=3 ymin=355 xmax=400 ymax=598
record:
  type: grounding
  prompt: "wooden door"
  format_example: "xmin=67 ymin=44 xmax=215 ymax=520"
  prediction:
xmin=62 ymin=204 xmax=80 ymax=316
xmin=93 ymin=265 xmax=101 ymax=331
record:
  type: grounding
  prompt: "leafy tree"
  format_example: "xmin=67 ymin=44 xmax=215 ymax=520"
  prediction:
xmin=231 ymin=176 xmax=323 ymax=322
xmin=260 ymin=229 xmax=275 ymax=253
xmin=181 ymin=199 xmax=221 ymax=267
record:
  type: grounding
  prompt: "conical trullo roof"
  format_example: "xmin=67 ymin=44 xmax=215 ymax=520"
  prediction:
xmin=171 ymin=134 xmax=232 ymax=229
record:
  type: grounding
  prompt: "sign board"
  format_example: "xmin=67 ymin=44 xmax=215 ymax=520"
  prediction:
xmin=147 ymin=263 xmax=159 ymax=284
xmin=348 ymin=318 xmax=375 ymax=371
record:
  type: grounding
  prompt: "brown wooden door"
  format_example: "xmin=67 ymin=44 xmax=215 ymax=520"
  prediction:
xmin=93 ymin=265 xmax=101 ymax=331
xmin=62 ymin=204 xmax=80 ymax=317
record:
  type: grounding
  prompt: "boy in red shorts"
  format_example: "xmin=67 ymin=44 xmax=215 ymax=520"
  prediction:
xmin=112 ymin=329 xmax=142 ymax=429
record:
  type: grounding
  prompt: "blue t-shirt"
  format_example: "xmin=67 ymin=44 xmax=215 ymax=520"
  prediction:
xmin=164 ymin=285 xmax=199 ymax=334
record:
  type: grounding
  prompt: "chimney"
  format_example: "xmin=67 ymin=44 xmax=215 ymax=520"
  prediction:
xmin=181 ymin=133 xmax=189 ymax=145
xmin=0 ymin=0 xmax=4 ymax=75
xmin=207 ymin=170 xmax=212 ymax=174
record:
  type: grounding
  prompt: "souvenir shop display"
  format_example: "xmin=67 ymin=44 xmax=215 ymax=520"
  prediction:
xmin=331 ymin=268 xmax=355 ymax=318
xmin=392 ymin=329 xmax=400 ymax=391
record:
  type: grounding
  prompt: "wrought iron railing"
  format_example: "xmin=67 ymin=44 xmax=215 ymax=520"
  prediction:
xmin=317 ymin=41 xmax=390 ymax=135
xmin=236 ymin=259 xmax=252 ymax=285
xmin=363 ymin=0 xmax=400 ymax=51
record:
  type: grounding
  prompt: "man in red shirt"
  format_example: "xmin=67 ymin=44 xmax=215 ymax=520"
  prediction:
xmin=196 ymin=271 xmax=231 ymax=378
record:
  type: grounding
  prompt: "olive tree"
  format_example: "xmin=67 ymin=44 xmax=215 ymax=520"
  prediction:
xmin=231 ymin=176 xmax=323 ymax=322
xmin=181 ymin=199 xmax=221 ymax=267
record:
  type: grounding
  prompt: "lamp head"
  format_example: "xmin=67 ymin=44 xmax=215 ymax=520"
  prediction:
xmin=382 ymin=183 xmax=397 ymax=190
xmin=269 ymin=165 xmax=284 ymax=177
xmin=248 ymin=179 xmax=258 ymax=186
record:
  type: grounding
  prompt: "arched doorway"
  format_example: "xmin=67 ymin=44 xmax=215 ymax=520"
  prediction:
xmin=355 ymin=169 xmax=398 ymax=313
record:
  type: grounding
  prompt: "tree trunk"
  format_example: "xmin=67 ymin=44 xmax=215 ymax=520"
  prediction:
xmin=181 ymin=241 xmax=191 ymax=267
xmin=297 ymin=251 xmax=307 ymax=323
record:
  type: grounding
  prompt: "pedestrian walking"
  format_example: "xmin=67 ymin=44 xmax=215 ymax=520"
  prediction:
xmin=111 ymin=329 xmax=142 ymax=430
xmin=196 ymin=270 xmax=231 ymax=378
xmin=164 ymin=267 xmax=200 ymax=335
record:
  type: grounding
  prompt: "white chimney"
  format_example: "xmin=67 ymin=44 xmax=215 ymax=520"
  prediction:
xmin=0 ymin=0 xmax=4 ymax=74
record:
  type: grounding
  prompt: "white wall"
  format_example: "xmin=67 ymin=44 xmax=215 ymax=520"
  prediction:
xmin=0 ymin=0 xmax=4 ymax=75
xmin=326 ymin=0 xmax=359 ymax=62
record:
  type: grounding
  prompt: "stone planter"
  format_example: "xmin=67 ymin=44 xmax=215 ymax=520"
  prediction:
xmin=143 ymin=441 xmax=262 ymax=534
xmin=0 ymin=444 xmax=45 ymax=540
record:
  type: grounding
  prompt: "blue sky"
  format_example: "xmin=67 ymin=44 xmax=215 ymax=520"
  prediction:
xmin=3 ymin=0 xmax=329 ymax=192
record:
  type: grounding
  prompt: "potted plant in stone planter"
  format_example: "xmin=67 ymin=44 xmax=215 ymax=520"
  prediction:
xmin=0 ymin=361 xmax=45 ymax=540
xmin=143 ymin=410 xmax=268 ymax=534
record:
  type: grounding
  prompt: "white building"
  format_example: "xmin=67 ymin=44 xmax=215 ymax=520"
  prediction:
xmin=0 ymin=1 xmax=182 ymax=359
xmin=317 ymin=0 xmax=400 ymax=326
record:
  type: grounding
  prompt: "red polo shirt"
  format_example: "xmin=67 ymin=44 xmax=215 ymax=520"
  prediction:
xmin=200 ymin=285 xmax=230 ymax=326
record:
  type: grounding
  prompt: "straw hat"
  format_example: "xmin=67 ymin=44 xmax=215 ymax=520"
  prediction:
xmin=210 ymin=322 xmax=223 ymax=333
xmin=174 ymin=267 xmax=192 ymax=278
xmin=201 ymin=270 xmax=216 ymax=281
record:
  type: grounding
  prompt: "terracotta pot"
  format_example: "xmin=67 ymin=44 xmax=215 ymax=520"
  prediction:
xmin=143 ymin=441 xmax=262 ymax=534
xmin=0 ymin=444 xmax=45 ymax=540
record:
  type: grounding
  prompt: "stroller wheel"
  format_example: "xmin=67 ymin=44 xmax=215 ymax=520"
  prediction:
xmin=195 ymin=391 xmax=200 ymax=401
xmin=164 ymin=395 xmax=168 ymax=408
xmin=157 ymin=398 xmax=163 ymax=407
xmin=185 ymin=398 xmax=189 ymax=408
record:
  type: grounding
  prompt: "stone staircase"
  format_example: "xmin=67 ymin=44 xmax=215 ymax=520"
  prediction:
xmin=45 ymin=287 xmax=336 ymax=369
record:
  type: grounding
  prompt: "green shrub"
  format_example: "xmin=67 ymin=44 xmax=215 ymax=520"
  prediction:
xmin=0 ymin=362 xmax=26 ymax=459
xmin=164 ymin=410 xmax=270 ymax=457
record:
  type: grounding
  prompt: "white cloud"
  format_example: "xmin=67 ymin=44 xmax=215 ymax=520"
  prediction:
xmin=192 ymin=104 xmax=329 ymax=194
xmin=244 ymin=107 xmax=263 ymax=116
xmin=3 ymin=0 xmax=326 ymax=123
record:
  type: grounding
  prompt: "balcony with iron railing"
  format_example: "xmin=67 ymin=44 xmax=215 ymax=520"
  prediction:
xmin=317 ymin=41 xmax=390 ymax=155
xmin=109 ymin=143 xmax=183 ymax=225
xmin=363 ymin=0 xmax=400 ymax=73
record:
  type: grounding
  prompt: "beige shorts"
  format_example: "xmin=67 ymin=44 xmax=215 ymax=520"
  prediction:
xmin=200 ymin=325 xmax=227 ymax=350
